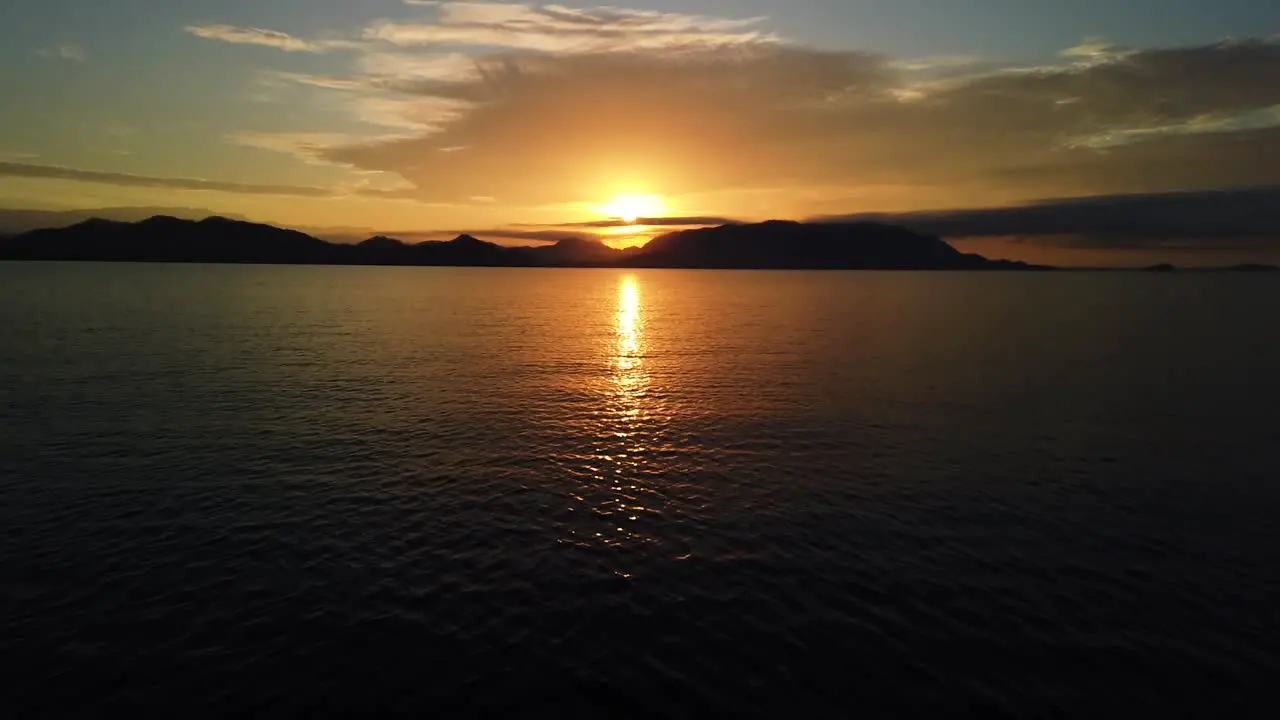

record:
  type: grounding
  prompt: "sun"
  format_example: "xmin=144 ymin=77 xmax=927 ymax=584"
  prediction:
xmin=599 ymin=193 xmax=666 ymax=224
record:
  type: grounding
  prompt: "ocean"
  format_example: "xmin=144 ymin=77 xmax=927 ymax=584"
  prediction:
xmin=2 ymin=263 xmax=1278 ymax=716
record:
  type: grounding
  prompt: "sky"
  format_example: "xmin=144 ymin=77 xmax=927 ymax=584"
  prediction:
xmin=1 ymin=0 xmax=1279 ymax=263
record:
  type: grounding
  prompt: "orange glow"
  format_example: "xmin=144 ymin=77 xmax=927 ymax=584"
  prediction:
xmin=616 ymin=275 xmax=642 ymax=372
xmin=599 ymin=193 xmax=666 ymax=223
xmin=599 ymin=224 xmax=660 ymax=249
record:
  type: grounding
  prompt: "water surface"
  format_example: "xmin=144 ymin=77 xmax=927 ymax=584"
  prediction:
xmin=2 ymin=264 xmax=1278 ymax=715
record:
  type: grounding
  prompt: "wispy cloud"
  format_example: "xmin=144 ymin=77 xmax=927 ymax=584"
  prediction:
xmin=185 ymin=3 xmax=772 ymax=56
xmin=0 ymin=161 xmax=335 ymax=197
xmin=553 ymin=216 xmax=737 ymax=228
xmin=263 ymin=71 xmax=369 ymax=91
xmin=356 ymin=51 xmax=481 ymax=83
xmin=366 ymin=2 xmax=774 ymax=52
xmin=1060 ymin=37 xmax=1133 ymax=65
xmin=352 ymin=94 xmax=470 ymax=131
xmin=183 ymin=2 xmax=1280 ymax=215
xmin=227 ymin=132 xmax=365 ymax=165
xmin=185 ymin=25 xmax=354 ymax=53
xmin=312 ymin=36 xmax=1280 ymax=207
xmin=889 ymin=55 xmax=984 ymax=72
xmin=1068 ymin=105 xmax=1280 ymax=149
xmin=812 ymin=186 xmax=1280 ymax=246
xmin=189 ymin=3 xmax=777 ymax=174
xmin=37 ymin=44 xmax=86 ymax=62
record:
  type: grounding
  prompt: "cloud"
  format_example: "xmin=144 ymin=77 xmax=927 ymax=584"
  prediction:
xmin=352 ymin=94 xmax=470 ymax=131
xmin=0 ymin=161 xmax=335 ymax=197
xmin=37 ymin=44 xmax=86 ymax=62
xmin=185 ymin=3 xmax=771 ymax=57
xmin=889 ymin=55 xmax=984 ymax=73
xmin=812 ymin=186 xmax=1280 ymax=249
xmin=253 ymin=60 xmax=477 ymax=138
xmin=1068 ymin=105 xmax=1280 ymax=149
xmin=307 ymin=36 xmax=1280 ymax=209
xmin=185 ymin=25 xmax=354 ymax=53
xmin=185 ymin=4 xmax=1280 ymax=217
xmin=1059 ymin=37 xmax=1133 ymax=65
xmin=356 ymin=51 xmax=482 ymax=83
xmin=320 ymin=46 xmax=890 ymax=203
xmin=264 ymin=71 xmax=369 ymax=91
xmin=365 ymin=2 xmax=774 ymax=52
xmin=555 ymin=216 xmax=737 ymax=228
xmin=227 ymin=131 xmax=366 ymax=164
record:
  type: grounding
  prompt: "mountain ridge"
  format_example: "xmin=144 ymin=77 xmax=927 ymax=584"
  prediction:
xmin=0 ymin=215 xmax=1045 ymax=270
xmin=0 ymin=206 xmax=246 ymax=235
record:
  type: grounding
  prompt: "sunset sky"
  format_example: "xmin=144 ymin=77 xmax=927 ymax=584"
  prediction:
xmin=2 ymin=1 xmax=1278 ymax=262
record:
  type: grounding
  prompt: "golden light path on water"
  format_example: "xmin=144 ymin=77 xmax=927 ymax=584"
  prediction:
xmin=560 ymin=274 xmax=671 ymax=564
xmin=603 ymin=276 xmax=654 ymax=553
xmin=616 ymin=275 xmax=643 ymax=376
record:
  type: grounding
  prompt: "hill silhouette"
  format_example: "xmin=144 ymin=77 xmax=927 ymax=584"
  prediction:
xmin=0 ymin=206 xmax=244 ymax=235
xmin=520 ymin=236 xmax=624 ymax=266
xmin=626 ymin=220 xmax=1033 ymax=269
xmin=0 ymin=215 xmax=1043 ymax=270
xmin=0 ymin=216 xmax=333 ymax=263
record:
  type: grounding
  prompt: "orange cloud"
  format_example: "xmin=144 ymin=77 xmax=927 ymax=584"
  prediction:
xmin=308 ymin=38 xmax=1280 ymax=212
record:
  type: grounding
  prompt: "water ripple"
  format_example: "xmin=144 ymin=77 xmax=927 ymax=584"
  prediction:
xmin=1 ymin=265 xmax=1278 ymax=715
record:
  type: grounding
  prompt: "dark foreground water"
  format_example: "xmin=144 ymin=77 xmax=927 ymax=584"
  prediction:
xmin=2 ymin=263 xmax=1278 ymax=716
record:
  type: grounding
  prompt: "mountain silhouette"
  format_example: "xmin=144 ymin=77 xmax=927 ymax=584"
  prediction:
xmin=413 ymin=234 xmax=517 ymax=266
xmin=0 ymin=216 xmax=333 ymax=263
xmin=625 ymin=220 xmax=1032 ymax=269
xmin=0 ymin=206 xmax=245 ymax=235
xmin=519 ymin=236 xmax=623 ymax=266
xmin=0 ymin=215 xmax=1043 ymax=270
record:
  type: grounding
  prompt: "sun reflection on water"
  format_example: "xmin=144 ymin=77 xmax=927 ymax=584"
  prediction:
xmin=560 ymin=274 xmax=665 ymax=559
xmin=616 ymin=276 xmax=643 ymax=374
xmin=608 ymin=274 xmax=650 ymax=479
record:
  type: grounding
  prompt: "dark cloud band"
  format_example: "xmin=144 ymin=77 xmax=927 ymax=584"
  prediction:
xmin=0 ymin=161 xmax=336 ymax=197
